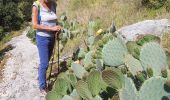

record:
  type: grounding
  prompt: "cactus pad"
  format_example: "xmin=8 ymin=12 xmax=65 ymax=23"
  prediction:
xmin=102 ymin=38 xmax=128 ymax=67
xmin=124 ymin=54 xmax=144 ymax=75
xmin=71 ymin=63 xmax=87 ymax=79
xmin=62 ymin=95 xmax=73 ymax=100
xmin=53 ymin=78 xmax=68 ymax=96
xmin=140 ymin=42 xmax=167 ymax=76
xmin=46 ymin=91 xmax=62 ymax=100
xmin=139 ymin=77 xmax=168 ymax=100
xmin=87 ymin=70 xmax=103 ymax=96
xmin=76 ymin=80 xmax=93 ymax=100
xmin=119 ymin=76 xmax=138 ymax=100
xmin=102 ymin=68 xmax=124 ymax=89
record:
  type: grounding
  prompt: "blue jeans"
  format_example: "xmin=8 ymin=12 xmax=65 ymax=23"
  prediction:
xmin=36 ymin=34 xmax=55 ymax=90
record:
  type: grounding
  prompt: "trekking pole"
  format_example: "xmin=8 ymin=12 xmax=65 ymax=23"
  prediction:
xmin=57 ymin=32 xmax=60 ymax=73
xmin=48 ymin=31 xmax=58 ymax=81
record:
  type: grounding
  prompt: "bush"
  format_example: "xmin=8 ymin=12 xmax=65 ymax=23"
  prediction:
xmin=141 ymin=0 xmax=167 ymax=9
xmin=0 ymin=2 xmax=23 ymax=31
xmin=26 ymin=27 xmax=36 ymax=43
xmin=18 ymin=0 xmax=34 ymax=21
xmin=0 ymin=26 xmax=4 ymax=40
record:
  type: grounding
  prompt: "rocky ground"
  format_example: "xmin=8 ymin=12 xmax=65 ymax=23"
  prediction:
xmin=0 ymin=27 xmax=45 ymax=100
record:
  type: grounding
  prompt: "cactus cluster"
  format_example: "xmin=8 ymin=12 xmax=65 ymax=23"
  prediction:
xmin=46 ymin=16 xmax=170 ymax=100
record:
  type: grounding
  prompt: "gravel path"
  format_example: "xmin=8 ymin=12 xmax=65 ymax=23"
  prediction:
xmin=0 ymin=27 xmax=45 ymax=100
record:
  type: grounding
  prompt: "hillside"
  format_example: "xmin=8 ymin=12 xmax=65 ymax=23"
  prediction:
xmin=57 ymin=0 xmax=170 ymax=28
xmin=0 ymin=0 xmax=170 ymax=100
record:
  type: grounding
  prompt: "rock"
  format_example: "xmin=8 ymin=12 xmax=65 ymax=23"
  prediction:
xmin=117 ymin=19 xmax=170 ymax=42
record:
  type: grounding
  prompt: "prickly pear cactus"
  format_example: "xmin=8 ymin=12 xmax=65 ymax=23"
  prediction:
xmin=119 ymin=76 xmax=138 ymax=100
xmin=124 ymin=54 xmax=144 ymax=75
xmin=126 ymin=41 xmax=141 ymax=59
xmin=96 ymin=59 xmax=104 ymax=71
xmin=84 ymin=51 xmax=93 ymax=68
xmin=71 ymin=63 xmax=87 ymax=79
xmin=167 ymin=70 xmax=170 ymax=79
xmin=102 ymin=68 xmax=124 ymax=89
xmin=87 ymin=70 xmax=103 ymax=96
xmin=94 ymin=95 xmax=102 ymax=100
xmin=68 ymin=73 xmax=77 ymax=88
xmin=62 ymin=95 xmax=73 ymax=100
xmin=87 ymin=36 xmax=95 ymax=47
xmin=88 ymin=21 xmax=96 ymax=36
xmin=139 ymin=76 xmax=168 ymax=100
xmin=53 ymin=78 xmax=68 ymax=96
xmin=76 ymin=80 xmax=93 ymax=100
xmin=70 ymin=89 xmax=81 ymax=100
xmin=140 ymin=42 xmax=167 ymax=76
xmin=46 ymin=91 xmax=62 ymax=100
xmin=102 ymin=38 xmax=128 ymax=67
xmin=78 ymin=48 xmax=85 ymax=58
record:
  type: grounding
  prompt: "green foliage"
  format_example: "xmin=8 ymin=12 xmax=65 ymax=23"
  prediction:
xmin=94 ymin=95 xmax=102 ymax=100
xmin=136 ymin=72 xmax=146 ymax=83
xmin=52 ymin=78 xmax=68 ymax=96
xmin=84 ymin=51 xmax=93 ymax=68
xmin=88 ymin=21 xmax=96 ymax=36
xmin=62 ymin=95 xmax=73 ymax=100
xmin=124 ymin=54 xmax=144 ymax=75
xmin=68 ymin=73 xmax=77 ymax=88
xmin=87 ymin=36 xmax=95 ymax=49
xmin=126 ymin=41 xmax=141 ymax=59
xmin=71 ymin=63 xmax=87 ymax=79
xmin=0 ymin=26 xmax=4 ymax=40
xmin=140 ymin=42 xmax=167 ymax=76
xmin=70 ymin=89 xmax=81 ymax=100
xmin=96 ymin=59 xmax=104 ymax=71
xmin=139 ymin=77 xmax=168 ymax=100
xmin=146 ymin=67 xmax=154 ymax=78
xmin=102 ymin=68 xmax=124 ymax=90
xmin=0 ymin=2 xmax=23 ymax=31
xmin=141 ymin=0 xmax=168 ymax=9
xmin=76 ymin=80 xmax=93 ymax=100
xmin=119 ymin=76 xmax=168 ymax=100
xmin=87 ymin=70 xmax=103 ymax=96
xmin=102 ymin=38 xmax=128 ymax=67
xmin=136 ymin=35 xmax=160 ymax=46
xmin=26 ymin=27 xmax=36 ymax=43
xmin=165 ymin=0 xmax=170 ymax=12
xmin=46 ymin=91 xmax=62 ymax=100
xmin=18 ymin=1 xmax=33 ymax=21
xmin=119 ymin=76 xmax=138 ymax=100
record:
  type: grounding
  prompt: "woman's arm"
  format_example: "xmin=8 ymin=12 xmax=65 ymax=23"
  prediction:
xmin=32 ymin=6 xmax=61 ymax=32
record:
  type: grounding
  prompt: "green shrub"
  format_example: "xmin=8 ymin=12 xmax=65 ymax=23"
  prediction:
xmin=141 ymin=0 xmax=167 ymax=9
xmin=0 ymin=2 xmax=23 ymax=31
xmin=26 ymin=27 xmax=36 ymax=43
xmin=0 ymin=26 xmax=4 ymax=40
xmin=18 ymin=1 xmax=34 ymax=21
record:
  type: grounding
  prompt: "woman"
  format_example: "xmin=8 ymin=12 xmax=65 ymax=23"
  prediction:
xmin=32 ymin=0 xmax=61 ymax=94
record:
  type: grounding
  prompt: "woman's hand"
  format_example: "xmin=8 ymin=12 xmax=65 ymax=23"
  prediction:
xmin=50 ymin=25 xmax=62 ymax=32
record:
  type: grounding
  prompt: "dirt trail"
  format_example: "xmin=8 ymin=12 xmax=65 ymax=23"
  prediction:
xmin=0 ymin=27 xmax=45 ymax=100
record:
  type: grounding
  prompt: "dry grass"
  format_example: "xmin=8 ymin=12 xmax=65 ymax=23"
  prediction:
xmin=57 ymin=0 xmax=170 ymax=29
xmin=161 ymin=30 xmax=170 ymax=53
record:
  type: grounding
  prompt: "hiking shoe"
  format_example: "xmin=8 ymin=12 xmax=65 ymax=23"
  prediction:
xmin=39 ymin=88 xmax=49 ymax=97
xmin=39 ymin=89 xmax=47 ymax=97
